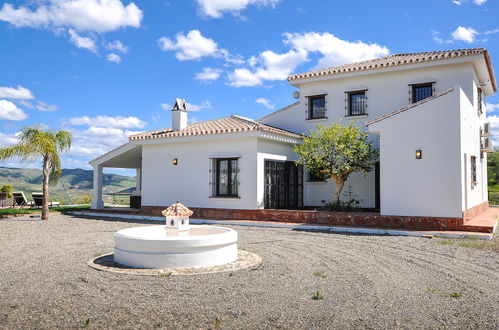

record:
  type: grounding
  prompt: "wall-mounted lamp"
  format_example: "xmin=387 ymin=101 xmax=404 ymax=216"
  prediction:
xmin=173 ymin=158 xmax=178 ymax=165
xmin=415 ymin=150 xmax=422 ymax=159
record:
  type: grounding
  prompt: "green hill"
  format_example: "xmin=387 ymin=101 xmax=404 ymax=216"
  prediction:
xmin=0 ymin=167 xmax=136 ymax=205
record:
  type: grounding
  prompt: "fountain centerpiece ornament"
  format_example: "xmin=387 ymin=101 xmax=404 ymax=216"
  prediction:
xmin=113 ymin=202 xmax=238 ymax=269
xmin=161 ymin=202 xmax=192 ymax=232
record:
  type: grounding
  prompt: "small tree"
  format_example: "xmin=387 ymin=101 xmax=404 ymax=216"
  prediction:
xmin=0 ymin=126 xmax=72 ymax=220
xmin=294 ymin=122 xmax=378 ymax=204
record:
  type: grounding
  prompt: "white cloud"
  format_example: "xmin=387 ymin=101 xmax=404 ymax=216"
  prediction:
xmin=196 ymin=0 xmax=281 ymax=18
xmin=255 ymin=97 xmax=275 ymax=110
xmin=0 ymin=100 xmax=28 ymax=121
xmin=195 ymin=67 xmax=223 ymax=81
xmin=451 ymin=26 xmax=478 ymax=43
xmin=67 ymin=115 xmax=147 ymax=128
xmin=0 ymin=0 xmax=143 ymax=33
xmin=227 ymin=31 xmax=389 ymax=87
xmin=487 ymin=103 xmax=499 ymax=113
xmin=158 ymin=30 xmax=222 ymax=61
xmin=484 ymin=29 xmax=499 ymax=35
xmin=0 ymin=85 xmax=34 ymax=99
xmin=68 ymin=126 xmax=131 ymax=158
xmin=228 ymin=49 xmax=307 ymax=87
xmin=0 ymin=132 xmax=18 ymax=146
xmin=19 ymin=100 xmax=59 ymax=112
xmin=68 ymin=29 xmax=97 ymax=52
xmin=161 ymin=100 xmax=212 ymax=112
xmin=106 ymin=53 xmax=121 ymax=63
xmin=473 ymin=0 xmax=487 ymax=5
xmin=106 ymin=40 xmax=128 ymax=53
xmin=431 ymin=29 xmax=454 ymax=45
xmin=283 ymin=32 xmax=390 ymax=69
xmin=453 ymin=0 xmax=464 ymax=5
xmin=487 ymin=115 xmax=499 ymax=144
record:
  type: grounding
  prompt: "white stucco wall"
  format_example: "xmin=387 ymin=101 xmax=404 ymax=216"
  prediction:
xmin=141 ymin=134 xmax=258 ymax=209
xmin=460 ymin=76 xmax=488 ymax=210
xmin=260 ymin=61 xmax=488 ymax=211
xmin=141 ymin=133 xmax=298 ymax=210
xmin=262 ymin=63 xmax=474 ymax=135
xmin=369 ymin=88 xmax=464 ymax=217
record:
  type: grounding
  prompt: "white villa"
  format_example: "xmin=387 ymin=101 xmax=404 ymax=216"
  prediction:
xmin=90 ymin=48 xmax=496 ymax=222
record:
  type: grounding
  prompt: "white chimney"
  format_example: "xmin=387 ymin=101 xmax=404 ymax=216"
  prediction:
xmin=171 ymin=98 xmax=188 ymax=131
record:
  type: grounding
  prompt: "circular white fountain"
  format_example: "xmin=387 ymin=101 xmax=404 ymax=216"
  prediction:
xmin=113 ymin=202 xmax=238 ymax=269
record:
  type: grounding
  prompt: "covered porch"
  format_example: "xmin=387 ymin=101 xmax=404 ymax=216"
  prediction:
xmin=89 ymin=143 xmax=142 ymax=209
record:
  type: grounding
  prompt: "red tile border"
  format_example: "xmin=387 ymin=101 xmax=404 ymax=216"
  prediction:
xmin=131 ymin=206 xmax=495 ymax=232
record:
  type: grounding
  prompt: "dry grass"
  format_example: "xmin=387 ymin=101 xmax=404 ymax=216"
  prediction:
xmin=436 ymin=235 xmax=499 ymax=253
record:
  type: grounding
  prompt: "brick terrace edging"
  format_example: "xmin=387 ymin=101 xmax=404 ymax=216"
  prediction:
xmin=141 ymin=206 xmax=469 ymax=232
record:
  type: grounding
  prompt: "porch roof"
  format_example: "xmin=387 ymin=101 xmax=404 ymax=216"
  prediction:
xmin=89 ymin=143 xmax=141 ymax=168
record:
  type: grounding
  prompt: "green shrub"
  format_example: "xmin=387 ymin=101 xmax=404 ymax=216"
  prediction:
xmin=0 ymin=184 xmax=13 ymax=198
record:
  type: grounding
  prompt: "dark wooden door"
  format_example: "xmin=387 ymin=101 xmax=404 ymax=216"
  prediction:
xmin=264 ymin=160 xmax=303 ymax=209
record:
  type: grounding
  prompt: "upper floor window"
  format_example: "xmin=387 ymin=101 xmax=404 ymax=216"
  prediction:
xmin=215 ymin=158 xmax=239 ymax=197
xmin=477 ymin=87 xmax=484 ymax=115
xmin=411 ymin=83 xmax=433 ymax=103
xmin=347 ymin=90 xmax=367 ymax=116
xmin=308 ymin=95 xmax=326 ymax=120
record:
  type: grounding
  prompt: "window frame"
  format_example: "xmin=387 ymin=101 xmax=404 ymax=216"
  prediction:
xmin=471 ymin=156 xmax=477 ymax=187
xmin=346 ymin=90 xmax=367 ymax=117
xmin=410 ymin=82 xmax=434 ymax=103
xmin=215 ymin=158 xmax=239 ymax=197
xmin=477 ymin=87 xmax=484 ymax=115
xmin=307 ymin=95 xmax=327 ymax=120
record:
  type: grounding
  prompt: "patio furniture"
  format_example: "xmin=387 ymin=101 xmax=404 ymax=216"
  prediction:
xmin=11 ymin=192 xmax=32 ymax=208
xmin=31 ymin=193 xmax=60 ymax=209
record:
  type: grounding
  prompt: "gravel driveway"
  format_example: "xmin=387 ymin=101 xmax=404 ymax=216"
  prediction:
xmin=0 ymin=214 xmax=498 ymax=329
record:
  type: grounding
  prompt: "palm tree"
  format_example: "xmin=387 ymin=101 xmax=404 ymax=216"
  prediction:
xmin=0 ymin=126 xmax=72 ymax=220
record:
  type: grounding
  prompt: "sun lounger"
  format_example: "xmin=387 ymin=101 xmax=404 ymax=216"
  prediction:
xmin=11 ymin=192 xmax=33 ymax=208
xmin=31 ymin=193 xmax=60 ymax=209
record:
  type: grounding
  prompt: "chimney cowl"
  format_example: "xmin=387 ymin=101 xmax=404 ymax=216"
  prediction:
xmin=171 ymin=98 xmax=188 ymax=131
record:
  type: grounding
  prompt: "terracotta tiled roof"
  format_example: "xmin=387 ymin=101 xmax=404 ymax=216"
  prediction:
xmin=129 ymin=115 xmax=303 ymax=141
xmin=365 ymin=88 xmax=455 ymax=126
xmin=288 ymin=48 xmax=490 ymax=81
xmin=161 ymin=202 xmax=193 ymax=217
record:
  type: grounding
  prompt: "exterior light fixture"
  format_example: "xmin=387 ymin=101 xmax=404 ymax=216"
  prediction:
xmin=173 ymin=158 xmax=178 ymax=165
xmin=415 ymin=150 xmax=422 ymax=159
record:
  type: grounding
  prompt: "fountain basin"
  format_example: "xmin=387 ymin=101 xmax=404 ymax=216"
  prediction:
xmin=114 ymin=225 xmax=238 ymax=269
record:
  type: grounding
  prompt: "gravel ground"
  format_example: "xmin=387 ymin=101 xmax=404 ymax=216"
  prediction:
xmin=0 ymin=214 xmax=498 ymax=329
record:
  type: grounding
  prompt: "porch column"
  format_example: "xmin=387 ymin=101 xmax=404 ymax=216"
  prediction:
xmin=91 ymin=165 xmax=104 ymax=209
xmin=136 ymin=168 xmax=142 ymax=192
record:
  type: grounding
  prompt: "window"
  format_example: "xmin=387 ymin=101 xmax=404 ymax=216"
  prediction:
xmin=411 ymin=83 xmax=433 ymax=103
xmin=308 ymin=170 xmax=326 ymax=182
xmin=478 ymin=87 xmax=483 ymax=115
xmin=347 ymin=90 xmax=367 ymax=116
xmin=308 ymin=95 xmax=326 ymax=119
xmin=471 ymin=156 xmax=477 ymax=185
xmin=215 ymin=158 xmax=238 ymax=197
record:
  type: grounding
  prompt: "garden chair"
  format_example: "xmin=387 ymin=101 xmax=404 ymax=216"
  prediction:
xmin=11 ymin=192 xmax=32 ymax=208
xmin=31 ymin=192 xmax=60 ymax=209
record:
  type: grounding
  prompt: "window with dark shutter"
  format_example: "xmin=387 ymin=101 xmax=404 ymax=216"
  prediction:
xmin=308 ymin=95 xmax=326 ymax=119
xmin=215 ymin=158 xmax=239 ymax=197
xmin=411 ymin=83 xmax=433 ymax=103
xmin=347 ymin=90 xmax=367 ymax=116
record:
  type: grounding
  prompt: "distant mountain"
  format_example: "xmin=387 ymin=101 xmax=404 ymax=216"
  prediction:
xmin=0 ymin=167 xmax=136 ymax=204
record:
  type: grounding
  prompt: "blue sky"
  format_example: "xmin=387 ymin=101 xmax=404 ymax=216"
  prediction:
xmin=0 ymin=0 xmax=498 ymax=174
